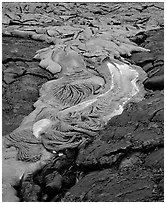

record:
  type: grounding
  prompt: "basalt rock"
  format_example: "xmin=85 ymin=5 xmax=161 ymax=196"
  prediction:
xmin=2 ymin=2 xmax=164 ymax=202
xmin=63 ymin=168 xmax=158 ymax=202
xmin=76 ymin=91 xmax=163 ymax=168
xmin=129 ymin=28 xmax=164 ymax=91
xmin=22 ymin=149 xmax=78 ymax=202
xmin=2 ymin=46 xmax=149 ymax=201
xmin=4 ymin=54 xmax=148 ymax=162
xmin=63 ymin=90 xmax=163 ymax=202
xmin=2 ymin=36 xmax=51 ymax=135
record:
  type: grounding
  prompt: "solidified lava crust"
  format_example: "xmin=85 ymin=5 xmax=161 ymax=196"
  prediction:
xmin=2 ymin=2 xmax=164 ymax=202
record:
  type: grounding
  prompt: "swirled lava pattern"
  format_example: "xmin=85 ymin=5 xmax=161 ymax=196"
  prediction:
xmin=4 ymin=46 xmax=147 ymax=161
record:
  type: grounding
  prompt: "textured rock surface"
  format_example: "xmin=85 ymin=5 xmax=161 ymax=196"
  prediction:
xmin=63 ymin=92 xmax=163 ymax=201
xmin=63 ymin=168 xmax=158 ymax=202
xmin=129 ymin=28 xmax=164 ymax=90
xmin=2 ymin=37 xmax=52 ymax=135
xmin=2 ymin=2 xmax=164 ymax=202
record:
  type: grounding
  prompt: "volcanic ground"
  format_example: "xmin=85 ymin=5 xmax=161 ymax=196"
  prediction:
xmin=2 ymin=2 xmax=164 ymax=202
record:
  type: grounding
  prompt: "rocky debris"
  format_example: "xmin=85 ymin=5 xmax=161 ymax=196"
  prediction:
xmin=20 ymin=149 xmax=78 ymax=202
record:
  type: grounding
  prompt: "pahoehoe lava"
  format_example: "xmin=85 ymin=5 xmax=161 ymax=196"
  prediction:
xmin=2 ymin=2 xmax=164 ymax=202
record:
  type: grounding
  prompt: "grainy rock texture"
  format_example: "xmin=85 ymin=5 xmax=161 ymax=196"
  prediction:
xmin=2 ymin=2 xmax=164 ymax=202
xmin=63 ymin=168 xmax=158 ymax=202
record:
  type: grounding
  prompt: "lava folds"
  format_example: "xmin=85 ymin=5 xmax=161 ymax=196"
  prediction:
xmin=4 ymin=48 xmax=147 ymax=160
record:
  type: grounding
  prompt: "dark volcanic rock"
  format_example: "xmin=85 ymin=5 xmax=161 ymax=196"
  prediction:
xmin=68 ymin=91 xmax=163 ymax=202
xmin=119 ymin=152 xmax=143 ymax=169
xmin=76 ymin=91 xmax=163 ymax=168
xmin=20 ymin=149 xmax=78 ymax=202
xmin=143 ymin=75 xmax=164 ymax=90
xmin=44 ymin=171 xmax=62 ymax=191
xmin=2 ymin=3 xmax=164 ymax=203
xmin=144 ymin=148 xmax=164 ymax=170
xmin=63 ymin=168 xmax=157 ymax=202
xmin=2 ymin=37 xmax=50 ymax=62
xmin=129 ymin=28 xmax=164 ymax=91
xmin=76 ymin=139 xmax=131 ymax=169
xmin=2 ymin=37 xmax=52 ymax=135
